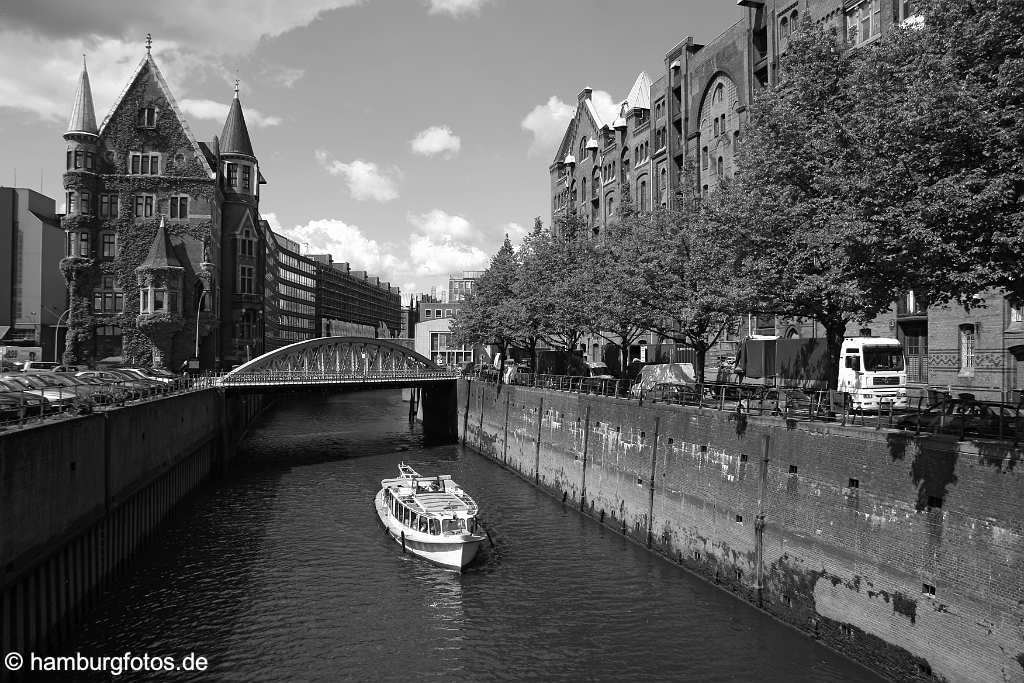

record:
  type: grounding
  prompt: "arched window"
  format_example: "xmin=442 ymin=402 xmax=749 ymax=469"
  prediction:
xmin=717 ymin=157 xmax=724 ymax=177
xmin=592 ymin=169 xmax=600 ymax=197
xmin=791 ymin=10 xmax=799 ymax=27
xmin=780 ymin=17 xmax=789 ymax=39
xmin=659 ymin=168 xmax=667 ymax=205
xmin=581 ymin=178 xmax=587 ymax=203
xmin=702 ymin=146 xmax=709 ymax=169
xmin=579 ymin=138 xmax=586 ymax=161
xmin=959 ymin=324 xmax=976 ymax=372
xmin=714 ymin=84 xmax=724 ymax=104
xmin=714 ymin=118 xmax=720 ymax=137
xmin=640 ymin=180 xmax=647 ymax=211
xmin=606 ymin=195 xmax=615 ymax=220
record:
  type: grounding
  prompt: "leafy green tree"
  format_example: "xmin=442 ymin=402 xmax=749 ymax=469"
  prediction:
xmin=583 ymin=201 xmax=660 ymax=377
xmin=523 ymin=211 xmax=593 ymax=356
xmin=635 ymin=195 xmax=749 ymax=384
xmin=451 ymin=235 xmax=519 ymax=383
xmin=712 ymin=22 xmax=902 ymax=389
xmin=846 ymin=0 xmax=1024 ymax=305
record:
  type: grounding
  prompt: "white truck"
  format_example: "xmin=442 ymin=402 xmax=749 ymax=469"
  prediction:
xmin=837 ymin=336 xmax=908 ymax=410
xmin=736 ymin=335 xmax=908 ymax=411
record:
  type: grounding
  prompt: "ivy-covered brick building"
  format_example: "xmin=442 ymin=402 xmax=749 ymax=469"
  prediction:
xmin=60 ymin=44 xmax=271 ymax=370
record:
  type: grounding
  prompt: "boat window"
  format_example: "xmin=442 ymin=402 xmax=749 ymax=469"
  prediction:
xmin=418 ymin=517 xmax=428 ymax=533
xmin=429 ymin=519 xmax=439 ymax=535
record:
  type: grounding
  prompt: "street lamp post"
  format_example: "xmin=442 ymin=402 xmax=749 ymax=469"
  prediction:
xmin=53 ymin=308 xmax=72 ymax=363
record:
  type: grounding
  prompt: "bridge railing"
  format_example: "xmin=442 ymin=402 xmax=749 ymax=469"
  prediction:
xmin=219 ymin=369 xmax=460 ymax=385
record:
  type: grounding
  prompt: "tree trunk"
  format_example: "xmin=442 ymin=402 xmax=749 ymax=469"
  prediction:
xmin=496 ymin=341 xmax=507 ymax=394
xmin=619 ymin=336 xmax=630 ymax=380
xmin=694 ymin=343 xmax=708 ymax=388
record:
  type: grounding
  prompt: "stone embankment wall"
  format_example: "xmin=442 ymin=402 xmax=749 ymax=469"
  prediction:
xmin=459 ymin=380 xmax=1024 ymax=683
xmin=0 ymin=390 xmax=265 ymax=659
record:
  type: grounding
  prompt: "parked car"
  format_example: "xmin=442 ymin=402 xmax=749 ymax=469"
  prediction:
xmin=0 ymin=387 xmax=48 ymax=419
xmin=53 ymin=364 xmax=80 ymax=373
xmin=22 ymin=361 xmax=60 ymax=373
xmin=895 ymin=397 xmax=1021 ymax=438
xmin=0 ymin=375 xmax=76 ymax=408
xmin=60 ymin=373 xmax=130 ymax=404
xmin=75 ymin=370 xmax=163 ymax=397
xmin=118 ymin=368 xmax=177 ymax=385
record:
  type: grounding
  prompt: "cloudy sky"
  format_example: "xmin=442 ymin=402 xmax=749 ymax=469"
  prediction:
xmin=0 ymin=0 xmax=735 ymax=297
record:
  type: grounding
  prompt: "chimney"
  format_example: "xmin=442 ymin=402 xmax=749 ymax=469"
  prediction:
xmin=577 ymin=87 xmax=593 ymax=103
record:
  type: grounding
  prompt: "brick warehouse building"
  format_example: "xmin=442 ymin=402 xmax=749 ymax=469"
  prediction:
xmin=60 ymin=42 xmax=401 ymax=370
xmin=60 ymin=43 xmax=270 ymax=370
xmin=547 ymin=1 xmax=1024 ymax=400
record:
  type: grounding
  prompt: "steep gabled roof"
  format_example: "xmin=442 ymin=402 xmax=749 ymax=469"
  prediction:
xmin=220 ymin=92 xmax=255 ymax=158
xmin=139 ymin=217 xmax=182 ymax=269
xmin=625 ymin=72 xmax=652 ymax=112
xmin=66 ymin=56 xmax=98 ymax=136
xmin=99 ymin=52 xmax=215 ymax=179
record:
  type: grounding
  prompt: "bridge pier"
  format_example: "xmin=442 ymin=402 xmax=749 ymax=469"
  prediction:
xmin=420 ymin=381 xmax=458 ymax=443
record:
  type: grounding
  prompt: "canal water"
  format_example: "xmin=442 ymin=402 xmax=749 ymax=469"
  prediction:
xmin=67 ymin=390 xmax=883 ymax=682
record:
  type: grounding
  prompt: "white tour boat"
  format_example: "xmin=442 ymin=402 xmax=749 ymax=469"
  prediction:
xmin=374 ymin=463 xmax=487 ymax=571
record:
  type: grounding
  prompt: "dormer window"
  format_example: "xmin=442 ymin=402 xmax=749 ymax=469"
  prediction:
xmin=138 ymin=107 xmax=156 ymax=128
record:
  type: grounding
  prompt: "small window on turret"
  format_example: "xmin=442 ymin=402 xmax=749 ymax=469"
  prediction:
xmin=242 ymin=165 xmax=251 ymax=192
xmin=138 ymin=107 xmax=156 ymax=128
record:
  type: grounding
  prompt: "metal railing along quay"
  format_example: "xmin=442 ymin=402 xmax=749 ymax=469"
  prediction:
xmin=0 ymin=373 xmax=222 ymax=434
xmin=467 ymin=370 xmax=1024 ymax=445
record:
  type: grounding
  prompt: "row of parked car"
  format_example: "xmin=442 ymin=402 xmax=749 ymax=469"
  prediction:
xmin=643 ymin=382 xmax=1022 ymax=439
xmin=0 ymin=367 xmax=182 ymax=423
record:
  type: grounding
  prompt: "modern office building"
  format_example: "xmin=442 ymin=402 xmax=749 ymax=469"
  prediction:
xmin=447 ymin=271 xmax=483 ymax=303
xmin=0 ymin=188 xmax=67 ymax=360
xmin=308 ymin=254 xmax=402 ymax=339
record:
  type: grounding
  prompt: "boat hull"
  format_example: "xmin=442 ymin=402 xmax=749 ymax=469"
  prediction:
xmin=374 ymin=490 xmax=485 ymax=571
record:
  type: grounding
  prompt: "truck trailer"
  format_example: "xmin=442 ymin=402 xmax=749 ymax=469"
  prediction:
xmin=736 ymin=336 xmax=908 ymax=410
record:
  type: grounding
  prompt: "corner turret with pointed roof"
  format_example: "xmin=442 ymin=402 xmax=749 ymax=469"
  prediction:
xmin=65 ymin=56 xmax=98 ymax=138
xmin=139 ymin=216 xmax=183 ymax=270
xmin=220 ymin=84 xmax=256 ymax=159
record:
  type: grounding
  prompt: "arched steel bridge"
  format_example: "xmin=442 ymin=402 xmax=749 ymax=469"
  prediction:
xmin=218 ymin=337 xmax=459 ymax=391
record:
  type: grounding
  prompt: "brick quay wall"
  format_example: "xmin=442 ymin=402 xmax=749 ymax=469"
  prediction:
xmin=0 ymin=390 xmax=266 ymax=664
xmin=458 ymin=379 xmax=1024 ymax=683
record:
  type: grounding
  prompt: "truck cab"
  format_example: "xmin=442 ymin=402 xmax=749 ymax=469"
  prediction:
xmin=838 ymin=336 xmax=908 ymax=411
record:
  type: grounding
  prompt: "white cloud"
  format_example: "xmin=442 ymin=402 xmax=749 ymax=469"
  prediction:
xmin=520 ymin=90 xmax=621 ymax=159
xmin=590 ymin=89 xmax=620 ymax=124
xmin=408 ymin=209 xmax=474 ymax=241
xmin=0 ymin=1 xmax=359 ymax=124
xmin=260 ymin=64 xmax=305 ymax=88
xmin=2 ymin=1 xmax=364 ymax=55
xmin=407 ymin=210 xmax=489 ymax=276
xmin=503 ymin=221 xmax=529 ymax=244
xmin=521 ymin=95 xmax=574 ymax=158
xmin=410 ymin=125 xmax=461 ymax=158
xmin=179 ymin=98 xmax=282 ymax=127
xmin=314 ymin=149 xmax=400 ymax=202
xmin=276 ymin=218 xmax=408 ymax=283
xmin=425 ymin=0 xmax=490 ymax=18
